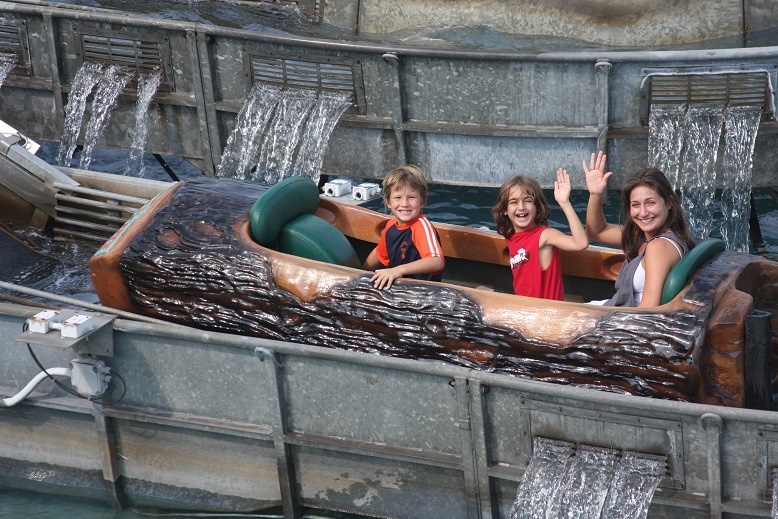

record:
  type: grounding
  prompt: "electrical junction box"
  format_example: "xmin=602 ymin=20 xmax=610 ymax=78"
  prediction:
xmin=17 ymin=309 xmax=116 ymax=357
xmin=69 ymin=358 xmax=111 ymax=397
xmin=61 ymin=314 xmax=95 ymax=339
xmin=322 ymin=179 xmax=352 ymax=197
xmin=27 ymin=310 xmax=60 ymax=333
xmin=352 ymin=182 xmax=380 ymax=201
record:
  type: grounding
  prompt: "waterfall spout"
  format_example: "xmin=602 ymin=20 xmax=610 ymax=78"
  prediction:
xmin=79 ymin=65 xmax=134 ymax=171
xmin=720 ymin=106 xmax=761 ymax=253
xmin=217 ymin=86 xmax=349 ymax=186
xmin=56 ymin=62 xmax=105 ymax=167
xmin=292 ymin=91 xmax=351 ymax=186
xmin=217 ymin=83 xmax=281 ymax=181
xmin=0 ymin=54 xmax=16 ymax=89
xmin=125 ymin=71 xmax=163 ymax=178
xmin=258 ymin=89 xmax=317 ymax=185
xmin=648 ymin=104 xmax=686 ymax=189
xmin=510 ymin=437 xmax=665 ymax=519
xmin=648 ymin=102 xmax=762 ymax=251
xmin=678 ymin=105 xmax=725 ymax=244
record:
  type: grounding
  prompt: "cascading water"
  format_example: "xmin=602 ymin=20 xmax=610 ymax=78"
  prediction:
xmin=216 ymin=83 xmax=281 ymax=180
xmin=600 ymin=452 xmax=666 ymax=519
xmin=720 ymin=106 xmax=761 ymax=253
xmin=291 ymin=91 xmax=351 ymax=185
xmin=0 ymin=54 xmax=17 ymax=89
xmin=510 ymin=437 xmax=665 ymax=519
xmin=258 ymin=89 xmax=317 ymax=184
xmin=647 ymin=104 xmax=686 ymax=189
xmin=648 ymin=103 xmax=761 ymax=251
xmin=678 ymin=105 xmax=725 ymax=244
xmin=56 ymin=62 xmax=105 ymax=167
xmin=78 ymin=65 xmax=134 ymax=171
xmin=217 ymin=86 xmax=350 ymax=186
xmin=124 ymin=71 xmax=163 ymax=178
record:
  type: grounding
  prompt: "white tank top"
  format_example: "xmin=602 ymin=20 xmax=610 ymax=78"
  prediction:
xmin=632 ymin=236 xmax=684 ymax=305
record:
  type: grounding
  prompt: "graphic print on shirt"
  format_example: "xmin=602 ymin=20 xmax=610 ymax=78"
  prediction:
xmin=510 ymin=248 xmax=530 ymax=270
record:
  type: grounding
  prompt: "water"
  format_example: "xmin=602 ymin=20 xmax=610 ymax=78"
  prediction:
xmin=509 ymin=438 xmax=665 ymax=519
xmin=212 ymin=85 xmax=350 ymax=185
xmin=78 ymin=65 xmax=134 ymax=170
xmin=648 ymin=104 xmax=763 ymax=252
xmin=124 ymin=71 xmax=163 ymax=178
xmin=56 ymin=61 xmax=105 ymax=167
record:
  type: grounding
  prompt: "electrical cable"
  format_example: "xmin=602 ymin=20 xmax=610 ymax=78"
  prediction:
xmin=23 ymin=322 xmax=126 ymax=404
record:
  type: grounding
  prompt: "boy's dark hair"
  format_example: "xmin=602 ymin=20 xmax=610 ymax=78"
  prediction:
xmin=383 ymin=165 xmax=428 ymax=205
xmin=491 ymin=175 xmax=550 ymax=238
xmin=619 ymin=168 xmax=694 ymax=260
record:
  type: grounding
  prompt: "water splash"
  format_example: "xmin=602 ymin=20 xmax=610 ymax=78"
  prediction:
xmin=719 ymin=106 xmax=761 ymax=253
xmin=678 ymin=105 xmax=725 ymax=243
xmin=79 ymin=65 xmax=134 ymax=171
xmin=216 ymin=83 xmax=281 ymax=180
xmin=0 ymin=53 xmax=17 ymax=89
xmin=56 ymin=62 xmax=105 ymax=167
xmin=124 ymin=71 xmax=163 ymax=178
xmin=647 ymin=104 xmax=686 ymax=188
xmin=292 ymin=91 xmax=351 ymax=185
xmin=217 ymin=86 xmax=348 ymax=185
xmin=600 ymin=452 xmax=666 ymax=519
xmin=511 ymin=438 xmax=574 ymax=519
xmin=511 ymin=437 xmax=665 ymax=519
xmin=549 ymin=445 xmax=618 ymax=518
xmin=258 ymin=89 xmax=317 ymax=184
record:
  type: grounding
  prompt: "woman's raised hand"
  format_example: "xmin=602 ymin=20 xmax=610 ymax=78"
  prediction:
xmin=582 ymin=151 xmax=612 ymax=195
xmin=554 ymin=168 xmax=571 ymax=205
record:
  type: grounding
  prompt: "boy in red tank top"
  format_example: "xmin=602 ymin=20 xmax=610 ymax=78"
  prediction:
xmin=491 ymin=169 xmax=588 ymax=300
xmin=362 ymin=165 xmax=445 ymax=290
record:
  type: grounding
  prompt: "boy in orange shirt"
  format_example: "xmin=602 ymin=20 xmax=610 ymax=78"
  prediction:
xmin=362 ymin=165 xmax=445 ymax=290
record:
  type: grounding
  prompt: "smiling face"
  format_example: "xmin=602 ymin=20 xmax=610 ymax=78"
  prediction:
xmin=629 ymin=184 xmax=669 ymax=239
xmin=386 ymin=184 xmax=424 ymax=225
xmin=505 ymin=185 xmax=539 ymax=232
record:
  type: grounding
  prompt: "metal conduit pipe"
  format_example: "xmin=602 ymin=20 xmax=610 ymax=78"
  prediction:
xmin=702 ymin=412 xmax=723 ymax=518
xmin=594 ymin=59 xmax=612 ymax=155
xmin=0 ymin=280 xmax=171 ymax=326
xmin=0 ymin=367 xmax=70 ymax=407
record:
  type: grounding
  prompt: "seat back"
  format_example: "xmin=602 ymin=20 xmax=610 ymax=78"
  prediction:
xmin=660 ymin=238 xmax=726 ymax=304
xmin=250 ymin=176 xmax=321 ymax=248
xmin=249 ymin=176 xmax=360 ymax=268
xmin=279 ymin=214 xmax=361 ymax=268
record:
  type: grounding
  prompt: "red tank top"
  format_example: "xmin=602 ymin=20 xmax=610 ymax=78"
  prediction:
xmin=506 ymin=226 xmax=564 ymax=300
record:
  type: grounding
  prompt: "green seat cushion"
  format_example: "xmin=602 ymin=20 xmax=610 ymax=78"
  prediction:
xmin=250 ymin=176 xmax=321 ymax=248
xmin=278 ymin=214 xmax=361 ymax=268
xmin=660 ymin=238 xmax=726 ymax=304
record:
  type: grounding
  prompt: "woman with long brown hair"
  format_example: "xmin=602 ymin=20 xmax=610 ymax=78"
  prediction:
xmin=583 ymin=151 xmax=695 ymax=307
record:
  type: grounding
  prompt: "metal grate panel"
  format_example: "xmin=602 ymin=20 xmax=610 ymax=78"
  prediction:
xmin=0 ymin=17 xmax=31 ymax=75
xmin=79 ymin=31 xmax=174 ymax=92
xmin=640 ymin=67 xmax=776 ymax=124
xmin=250 ymin=53 xmax=365 ymax=114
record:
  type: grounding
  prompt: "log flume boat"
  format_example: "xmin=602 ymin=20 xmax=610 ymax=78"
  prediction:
xmin=90 ymin=175 xmax=778 ymax=407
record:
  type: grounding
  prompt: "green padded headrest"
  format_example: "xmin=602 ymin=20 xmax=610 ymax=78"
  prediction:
xmin=660 ymin=238 xmax=726 ymax=305
xmin=279 ymin=214 xmax=361 ymax=268
xmin=250 ymin=176 xmax=321 ymax=248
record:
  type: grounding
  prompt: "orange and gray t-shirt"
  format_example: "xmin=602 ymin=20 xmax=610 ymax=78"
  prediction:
xmin=376 ymin=215 xmax=444 ymax=281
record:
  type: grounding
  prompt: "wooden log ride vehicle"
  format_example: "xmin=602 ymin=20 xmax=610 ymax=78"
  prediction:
xmin=89 ymin=175 xmax=778 ymax=407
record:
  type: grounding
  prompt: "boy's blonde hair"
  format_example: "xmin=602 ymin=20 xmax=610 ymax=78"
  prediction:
xmin=382 ymin=165 xmax=428 ymax=205
xmin=491 ymin=175 xmax=550 ymax=239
